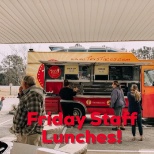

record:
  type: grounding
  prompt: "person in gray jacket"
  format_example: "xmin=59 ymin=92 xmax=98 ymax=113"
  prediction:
xmin=110 ymin=81 xmax=126 ymax=131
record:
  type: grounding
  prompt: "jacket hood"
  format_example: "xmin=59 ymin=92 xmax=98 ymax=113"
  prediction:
xmin=29 ymin=85 xmax=45 ymax=96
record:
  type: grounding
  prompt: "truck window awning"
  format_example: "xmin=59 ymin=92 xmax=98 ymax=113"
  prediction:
xmin=39 ymin=60 xmax=151 ymax=66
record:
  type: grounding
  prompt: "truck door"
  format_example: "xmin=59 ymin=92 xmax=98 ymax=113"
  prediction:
xmin=141 ymin=65 xmax=154 ymax=118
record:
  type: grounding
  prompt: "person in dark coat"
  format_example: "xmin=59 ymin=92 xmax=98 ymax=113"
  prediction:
xmin=59 ymin=80 xmax=78 ymax=122
xmin=110 ymin=81 xmax=126 ymax=131
xmin=127 ymin=84 xmax=143 ymax=141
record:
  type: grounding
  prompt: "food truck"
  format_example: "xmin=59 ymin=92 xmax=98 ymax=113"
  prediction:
xmin=27 ymin=48 xmax=154 ymax=118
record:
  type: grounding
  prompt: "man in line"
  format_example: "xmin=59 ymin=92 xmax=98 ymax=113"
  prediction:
xmin=59 ymin=80 xmax=78 ymax=123
xmin=10 ymin=75 xmax=45 ymax=146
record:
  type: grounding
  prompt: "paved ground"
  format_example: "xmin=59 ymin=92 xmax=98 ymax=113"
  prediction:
xmin=1 ymin=98 xmax=154 ymax=153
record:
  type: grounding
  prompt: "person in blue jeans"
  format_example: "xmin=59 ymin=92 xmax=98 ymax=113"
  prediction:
xmin=127 ymin=84 xmax=143 ymax=141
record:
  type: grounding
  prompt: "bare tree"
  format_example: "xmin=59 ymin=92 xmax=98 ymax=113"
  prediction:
xmin=0 ymin=45 xmax=28 ymax=85
xmin=132 ymin=47 xmax=154 ymax=59
xmin=8 ymin=45 xmax=28 ymax=65
xmin=1 ymin=54 xmax=26 ymax=85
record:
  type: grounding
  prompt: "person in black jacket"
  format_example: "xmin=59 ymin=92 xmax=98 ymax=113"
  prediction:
xmin=127 ymin=84 xmax=143 ymax=141
xmin=59 ymin=80 xmax=78 ymax=122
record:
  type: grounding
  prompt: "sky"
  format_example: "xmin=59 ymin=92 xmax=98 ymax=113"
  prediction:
xmin=0 ymin=41 xmax=154 ymax=62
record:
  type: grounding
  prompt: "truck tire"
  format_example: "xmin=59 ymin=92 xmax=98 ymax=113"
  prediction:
xmin=72 ymin=104 xmax=86 ymax=117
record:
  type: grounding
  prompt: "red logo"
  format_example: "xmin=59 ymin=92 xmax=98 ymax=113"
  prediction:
xmin=37 ymin=64 xmax=45 ymax=87
xmin=48 ymin=66 xmax=61 ymax=79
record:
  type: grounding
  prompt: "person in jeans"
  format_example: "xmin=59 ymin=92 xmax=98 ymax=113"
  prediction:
xmin=10 ymin=75 xmax=45 ymax=146
xmin=127 ymin=84 xmax=143 ymax=141
xmin=110 ymin=81 xmax=126 ymax=131
xmin=59 ymin=80 xmax=78 ymax=122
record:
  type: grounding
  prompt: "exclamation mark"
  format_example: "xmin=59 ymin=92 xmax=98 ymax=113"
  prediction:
xmin=117 ymin=130 xmax=122 ymax=143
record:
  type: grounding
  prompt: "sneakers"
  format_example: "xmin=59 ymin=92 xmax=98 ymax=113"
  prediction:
xmin=138 ymin=138 xmax=143 ymax=141
xmin=112 ymin=127 xmax=125 ymax=131
xmin=131 ymin=137 xmax=143 ymax=141
xmin=120 ymin=127 xmax=125 ymax=130
xmin=112 ymin=127 xmax=119 ymax=131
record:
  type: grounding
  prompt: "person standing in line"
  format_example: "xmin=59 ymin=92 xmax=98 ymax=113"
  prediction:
xmin=10 ymin=75 xmax=45 ymax=146
xmin=0 ymin=97 xmax=5 ymax=111
xmin=110 ymin=81 xmax=126 ymax=131
xmin=127 ymin=84 xmax=143 ymax=141
xmin=59 ymin=80 xmax=78 ymax=122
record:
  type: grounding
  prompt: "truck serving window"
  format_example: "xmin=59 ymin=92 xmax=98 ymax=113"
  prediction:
xmin=95 ymin=75 xmax=108 ymax=80
xmin=64 ymin=65 xmax=91 ymax=81
xmin=79 ymin=66 xmax=91 ymax=80
xmin=109 ymin=66 xmax=140 ymax=81
xmin=65 ymin=74 xmax=78 ymax=80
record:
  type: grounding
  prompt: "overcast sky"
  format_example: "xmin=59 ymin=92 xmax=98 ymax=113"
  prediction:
xmin=0 ymin=41 xmax=154 ymax=62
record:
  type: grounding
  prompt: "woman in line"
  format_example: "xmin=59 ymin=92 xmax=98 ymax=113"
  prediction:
xmin=127 ymin=84 xmax=143 ymax=141
xmin=110 ymin=81 xmax=126 ymax=131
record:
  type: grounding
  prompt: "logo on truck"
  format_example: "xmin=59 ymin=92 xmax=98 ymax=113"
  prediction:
xmin=48 ymin=66 xmax=61 ymax=79
xmin=86 ymin=99 xmax=91 ymax=105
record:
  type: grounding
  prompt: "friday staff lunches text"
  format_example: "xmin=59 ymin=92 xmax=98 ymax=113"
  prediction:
xmin=27 ymin=112 xmax=137 ymax=144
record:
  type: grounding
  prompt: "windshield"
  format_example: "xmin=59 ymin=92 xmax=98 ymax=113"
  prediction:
xmin=144 ymin=70 xmax=154 ymax=86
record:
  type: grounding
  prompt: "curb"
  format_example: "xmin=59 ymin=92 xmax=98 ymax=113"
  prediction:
xmin=5 ymin=96 xmax=18 ymax=98
xmin=87 ymin=150 xmax=154 ymax=154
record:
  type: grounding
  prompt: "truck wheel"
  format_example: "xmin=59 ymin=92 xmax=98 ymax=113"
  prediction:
xmin=73 ymin=105 xmax=85 ymax=117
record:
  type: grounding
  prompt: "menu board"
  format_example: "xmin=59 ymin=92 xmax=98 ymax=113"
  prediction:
xmin=95 ymin=65 xmax=109 ymax=75
xmin=109 ymin=66 xmax=133 ymax=80
xmin=65 ymin=65 xmax=79 ymax=74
